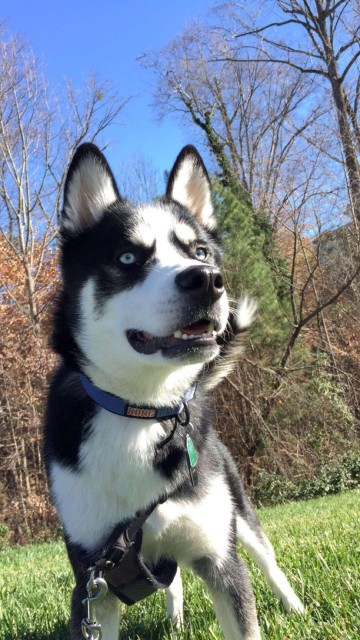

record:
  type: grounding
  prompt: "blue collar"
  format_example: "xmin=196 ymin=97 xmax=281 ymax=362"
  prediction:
xmin=80 ymin=373 xmax=196 ymax=421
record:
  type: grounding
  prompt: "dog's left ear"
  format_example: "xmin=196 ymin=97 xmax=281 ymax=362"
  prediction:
xmin=166 ymin=145 xmax=216 ymax=229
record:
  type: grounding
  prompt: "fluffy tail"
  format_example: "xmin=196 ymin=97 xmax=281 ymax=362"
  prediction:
xmin=203 ymin=296 xmax=257 ymax=391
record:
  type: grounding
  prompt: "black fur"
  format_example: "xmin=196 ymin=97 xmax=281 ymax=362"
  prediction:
xmin=44 ymin=366 xmax=96 ymax=469
xmin=44 ymin=143 xmax=302 ymax=640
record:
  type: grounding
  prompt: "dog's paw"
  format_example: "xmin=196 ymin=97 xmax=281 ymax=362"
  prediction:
xmin=167 ymin=611 xmax=184 ymax=631
xmin=281 ymin=590 xmax=305 ymax=614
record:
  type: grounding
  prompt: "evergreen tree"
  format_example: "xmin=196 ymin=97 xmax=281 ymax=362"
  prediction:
xmin=212 ymin=178 xmax=291 ymax=360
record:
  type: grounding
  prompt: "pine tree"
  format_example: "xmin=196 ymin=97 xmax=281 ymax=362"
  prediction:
xmin=212 ymin=179 xmax=291 ymax=360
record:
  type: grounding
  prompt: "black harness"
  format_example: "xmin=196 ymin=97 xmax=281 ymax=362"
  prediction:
xmin=77 ymin=374 xmax=197 ymax=605
xmin=77 ymin=498 xmax=177 ymax=605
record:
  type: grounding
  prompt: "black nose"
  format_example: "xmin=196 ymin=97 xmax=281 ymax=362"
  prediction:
xmin=175 ymin=265 xmax=224 ymax=301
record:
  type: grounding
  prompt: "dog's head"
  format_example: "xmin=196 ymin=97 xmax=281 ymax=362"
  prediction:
xmin=55 ymin=143 xmax=230 ymax=404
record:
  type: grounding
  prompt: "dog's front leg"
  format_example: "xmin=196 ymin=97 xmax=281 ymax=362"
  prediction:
xmin=165 ymin=566 xmax=183 ymax=628
xmin=192 ymin=552 xmax=262 ymax=640
xmin=69 ymin=578 xmax=120 ymax=640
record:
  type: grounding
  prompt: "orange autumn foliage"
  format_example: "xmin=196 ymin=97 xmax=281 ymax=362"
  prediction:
xmin=0 ymin=236 xmax=59 ymax=542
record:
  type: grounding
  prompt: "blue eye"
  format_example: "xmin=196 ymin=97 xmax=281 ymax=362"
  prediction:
xmin=195 ymin=247 xmax=207 ymax=261
xmin=119 ymin=252 xmax=136 ymax=265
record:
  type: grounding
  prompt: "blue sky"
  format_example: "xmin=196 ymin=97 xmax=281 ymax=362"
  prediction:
xmin=3 ymin=0 xmax=212 ymax=184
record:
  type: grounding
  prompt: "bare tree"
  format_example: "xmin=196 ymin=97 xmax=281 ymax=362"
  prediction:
xmin=275 ymin=204 xmax=360 ymax=371
xmin=215 ymin=0 xmax=360 ymax=222
xmin=0 ymin=29 xmax=130 ymax=333
xmin=117 ymin=153 xmax=163 ymax=202
xmin=141 ymin=20 xmax=338 ymax=225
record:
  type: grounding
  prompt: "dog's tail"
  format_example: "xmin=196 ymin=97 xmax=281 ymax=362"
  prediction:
xmin=203 ymin=296 xmax=257 ymax=391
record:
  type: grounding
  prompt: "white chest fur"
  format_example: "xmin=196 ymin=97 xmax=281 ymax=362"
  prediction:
xmin=51 ymin=409 xmax=169 ymax=550
xmin=51 ymin=408 xmax=233 ymax=566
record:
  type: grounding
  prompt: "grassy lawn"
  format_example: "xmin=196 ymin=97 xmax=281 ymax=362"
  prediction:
xmin=1 ymin=491 xmax=359 ymax=640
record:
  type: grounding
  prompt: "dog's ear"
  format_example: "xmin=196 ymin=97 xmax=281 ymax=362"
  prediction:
xmin=166 ymin=145 xmax=216 ymax=229
xmin=62 ymin=143 xmax=120 ymax=234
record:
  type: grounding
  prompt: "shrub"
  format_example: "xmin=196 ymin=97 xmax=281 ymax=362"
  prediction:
xmin=250 ymin=454 xmax=360 ymax=506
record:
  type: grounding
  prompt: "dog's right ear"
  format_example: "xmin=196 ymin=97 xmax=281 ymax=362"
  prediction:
xmin=62 ymin=143 xmax=120 ymax=234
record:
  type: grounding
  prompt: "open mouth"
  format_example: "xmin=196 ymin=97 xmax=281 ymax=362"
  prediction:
xmin=127 ymin=319 xmax=218 ymax=358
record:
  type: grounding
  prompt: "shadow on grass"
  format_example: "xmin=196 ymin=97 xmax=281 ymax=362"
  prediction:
xmin=4 ymin=620 xmax=172 ymax=640
xmin=3 ymin=622 xmax=69 ymax=640
xmin=118 ymin=619 xmax=179 ymax=640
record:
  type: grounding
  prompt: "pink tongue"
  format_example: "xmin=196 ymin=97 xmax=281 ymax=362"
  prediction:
xmin=137 ymin=331 xmax=154 ymax=342
xmin=181 ymin=321 xmax=210 ymax=335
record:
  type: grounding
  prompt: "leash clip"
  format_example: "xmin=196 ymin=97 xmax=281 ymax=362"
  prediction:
xmin=81 ymin=568 xmax=108 ymax=640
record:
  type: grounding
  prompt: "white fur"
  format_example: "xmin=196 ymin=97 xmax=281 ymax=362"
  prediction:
xmin=51 ymin=403 xmax=232 ymax=562
xmin=76 ymin=204 xmax=229 ymax=405
xmin=209 ymin=590 xmax=261 ymax=640
xmin=51 ymin=406 xmax=234 ymax=640
xmin=130 ymin=218 xmax=197 ymax=249
xmin=203 ymin=295 xmax=256 ymax=392
xmin=169 ymin=156 xmax=216 ymax=229
xmin=51 ymin=410 xmax=169 ymax=550
xmin=142 ymin=475 xmax=232 ymax=567
xmin=51 ymin=404 xmax=233 ymax=640
xmin=91 ymin=591 xmax=120 ymax=640
xmin=234 ymin=297 xmax=258 ymax=331
xmin=236 ymin=516 xmax=304 ymax=614
xmin=174 ymin=222 xmax=197 ymax=245
xmin=130 ymin=220 xmax=155 ymax=247
xmin=63 ymin=156 xmax=117 ymax=232
xmin=166 ymin=567 xmax=183 ymax=628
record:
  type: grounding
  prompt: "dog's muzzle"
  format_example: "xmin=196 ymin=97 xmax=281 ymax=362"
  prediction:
xmin=126 ymin=265 xmax=226 ymax=359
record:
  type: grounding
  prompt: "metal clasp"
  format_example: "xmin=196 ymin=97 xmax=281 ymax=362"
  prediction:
xmin=81 ymin=568 xmax=108 ymax=640
xmin=178 ymin=401 xmax=190 ymax=426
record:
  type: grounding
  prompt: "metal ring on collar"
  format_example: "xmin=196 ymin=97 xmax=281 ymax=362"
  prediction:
xmin=178 ymin=402 xmax=190 ymax=426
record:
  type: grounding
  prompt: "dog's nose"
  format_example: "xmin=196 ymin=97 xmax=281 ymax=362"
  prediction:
xmin=175 ymin=266 xmax=224 ymax=301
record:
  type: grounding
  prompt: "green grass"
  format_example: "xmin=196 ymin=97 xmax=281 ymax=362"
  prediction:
xmin=1 ymin=491 xmax=359 ymax=639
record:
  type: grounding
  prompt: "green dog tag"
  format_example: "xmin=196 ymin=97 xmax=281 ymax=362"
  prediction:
xmin=185 ymin=433 xmax=198 ymax=487
xmin=186 ymin=434 xmax=197 ymax=467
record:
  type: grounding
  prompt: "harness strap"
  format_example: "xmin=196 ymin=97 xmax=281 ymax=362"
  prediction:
xmin=104 ymin=534 xmax=177 ymax=606
xmin=78 ymin=497 xmax=177 ymax=605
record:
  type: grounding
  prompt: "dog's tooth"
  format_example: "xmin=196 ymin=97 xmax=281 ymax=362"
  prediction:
xmin=173 ymin=330 xmax=182 ymax=338
xmin=182 ymin=334 xmax=188 ymax=340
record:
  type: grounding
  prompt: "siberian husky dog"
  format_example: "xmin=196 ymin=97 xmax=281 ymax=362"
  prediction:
xmin=44 ymin=143 xmax=304 ymax=640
